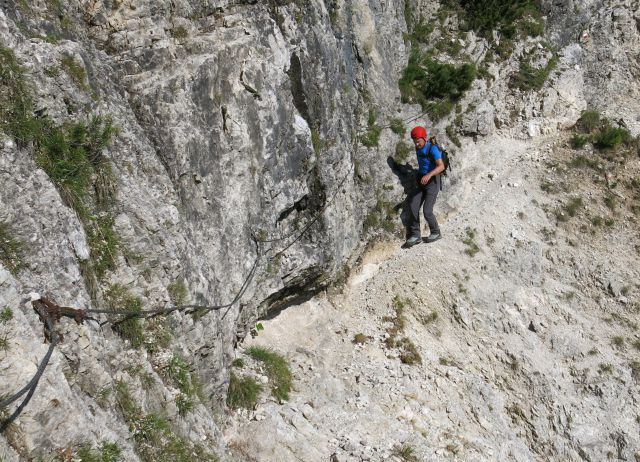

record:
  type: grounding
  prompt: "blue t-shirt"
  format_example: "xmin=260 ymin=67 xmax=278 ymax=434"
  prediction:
xmin=416 ymin=142 xmax=441 ymax=174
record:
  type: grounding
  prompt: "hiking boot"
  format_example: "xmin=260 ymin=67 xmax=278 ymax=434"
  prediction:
xmin=424 ymin=232 xmax=441 ymax=243
xmin=404 ymin=236 xmax=422 ymax=248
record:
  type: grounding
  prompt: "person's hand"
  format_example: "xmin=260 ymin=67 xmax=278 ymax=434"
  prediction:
xmin=420 ymin=175 xmax=429 ymax=185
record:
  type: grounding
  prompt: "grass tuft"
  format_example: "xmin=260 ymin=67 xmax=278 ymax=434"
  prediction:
xmin=226 ymin=372 xmax=262 ymax=410
xmin=104 ymin=284 xmax=144 ymax=348
xmin=0 ymin=222 xmax=26 ymax=275
xmin=246 ymin=346 xmax=292 ymax=401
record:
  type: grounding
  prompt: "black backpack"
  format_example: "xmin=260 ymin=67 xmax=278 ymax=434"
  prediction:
xmin=427 ymin=136 xmax=451 ymax=176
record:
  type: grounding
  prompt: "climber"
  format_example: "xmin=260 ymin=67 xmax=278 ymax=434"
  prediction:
xmin=404 ymin=126 xmax=444 ymax=247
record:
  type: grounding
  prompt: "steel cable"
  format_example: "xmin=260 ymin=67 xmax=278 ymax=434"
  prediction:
xmin=0 ymin=320 xmax=59 ymax=432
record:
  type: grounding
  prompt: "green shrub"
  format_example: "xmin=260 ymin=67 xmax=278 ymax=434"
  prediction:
xmin=397 ymin=337 xmax=422 ymax=365
xmin=0 ymin=222 xmax=25 ymax=275
xmin=409 ymin=21 xmax=435 ymax=43
xmin=352 ymin=333 xmax=369 ymax=344
xmin=520 ymin=18 xmax=544 ymax=37
xmin=565 ymin=197 xmax=583 ymax=217
xmin=510 ymin=55 xmax=558 ymax=91
xmin=392 ymin=443 xmax=418 ymax=462
xmin=603 ymin=194 xmax=616 ymax=210
xmin=458 ymin=0 xmax=541 ymax=38
xmin=594 ymin=126 xmax=631 ymax=149
xmin=115 ymin=381 xmax=217 ymax=461
xmin=226 ymin=373 xmax=262 ymax=409
xmin=246 ymin=346 xmax=292 ymax=401
xmin=399 ymin=48 xmax=475 ymax=119
xmin=363 ymin=211 xmax=380 ymax=232
xmin=311 ymin=129 xmax=322 ymax=154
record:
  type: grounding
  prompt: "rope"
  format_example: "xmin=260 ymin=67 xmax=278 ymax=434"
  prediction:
xmin=0 ymin=320 xmax=59 ymax=432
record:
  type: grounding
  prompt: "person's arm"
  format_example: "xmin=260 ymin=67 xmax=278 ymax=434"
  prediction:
xmin=420 ymin=159 xmax=444 ymax=184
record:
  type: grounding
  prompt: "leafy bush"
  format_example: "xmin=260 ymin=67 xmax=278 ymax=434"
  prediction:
xmin=171 ymin=26 xmax=188 ymax=40
xmin=115 ymin=381 xmax=218 ymax=461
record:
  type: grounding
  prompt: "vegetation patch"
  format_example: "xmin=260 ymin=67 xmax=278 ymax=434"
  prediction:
xmin=171 ymin=26 xmax=189 ymax=40
xmin=383 ymin=296 xmax=422 ymax=365
xmin=454 ymin=0 xmax=542 ymax=39
xmin=61 ymin=55 xmax=88 ymax=91
xmin=352 ymin=333 xmax=370 ymax=344
xmin=1 ymin=45 xmax=119 ymax=286
xmin=392 ymin=443 xmax=418 ymax=462
xmin=0 ymin=307 xmax=13 ymax=323
xmin=555 ymin=197 xmax=583 ymax=222
xmin=399 ymin=48 xmax=475 ymax=120
xmin=226 ymin=372 xmax=263 ymax=410
xmin=0 ymin=45 xmax=39 ymax=145
xmin=167 ymin=355 xmax=203 ymax=415
xmin=104 ymin=284 xmax=144 ymax=348
xmin=360 ymin=110 xmax=382 ymax=148
xmin=74 ymin=442 xmax=122 ymax=462
xmin=389 ymin=118 xmax=406 ymax=136
xmin=115 ymin=381 xmax=218 ymax=461
xmin=510 ymin=53 xmax=558 ymax=91
xmin=0 ymin=222 xmax=26 ymax=275
xmin=246 ymin=346 xmax=292 ymax=401
xmin=461 ymin=226 xmax=480 ymax=256
xmin=363 ymin=196 xmax=397 ymax=234
xmin=167 ymin=280 xmax=188 ymax=306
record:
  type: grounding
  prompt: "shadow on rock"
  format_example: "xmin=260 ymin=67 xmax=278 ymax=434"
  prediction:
xmin=387 ymin=156 xmax=418 ymax=239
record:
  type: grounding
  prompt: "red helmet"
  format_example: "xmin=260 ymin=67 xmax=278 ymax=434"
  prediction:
xmin=410 ymin=126 xmax=427 ymax=140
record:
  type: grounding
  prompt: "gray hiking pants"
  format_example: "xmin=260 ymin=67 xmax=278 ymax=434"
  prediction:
xmin=409 ymin=175 xmax=440 ymax=237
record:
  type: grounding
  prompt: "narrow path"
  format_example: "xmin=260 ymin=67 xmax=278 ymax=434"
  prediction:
xmin=226 ymin=133 xmax=640 ymax=462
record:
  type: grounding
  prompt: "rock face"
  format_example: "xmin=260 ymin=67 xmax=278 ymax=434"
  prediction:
xmin=0 ymin=0 xmax=639 ymax=460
